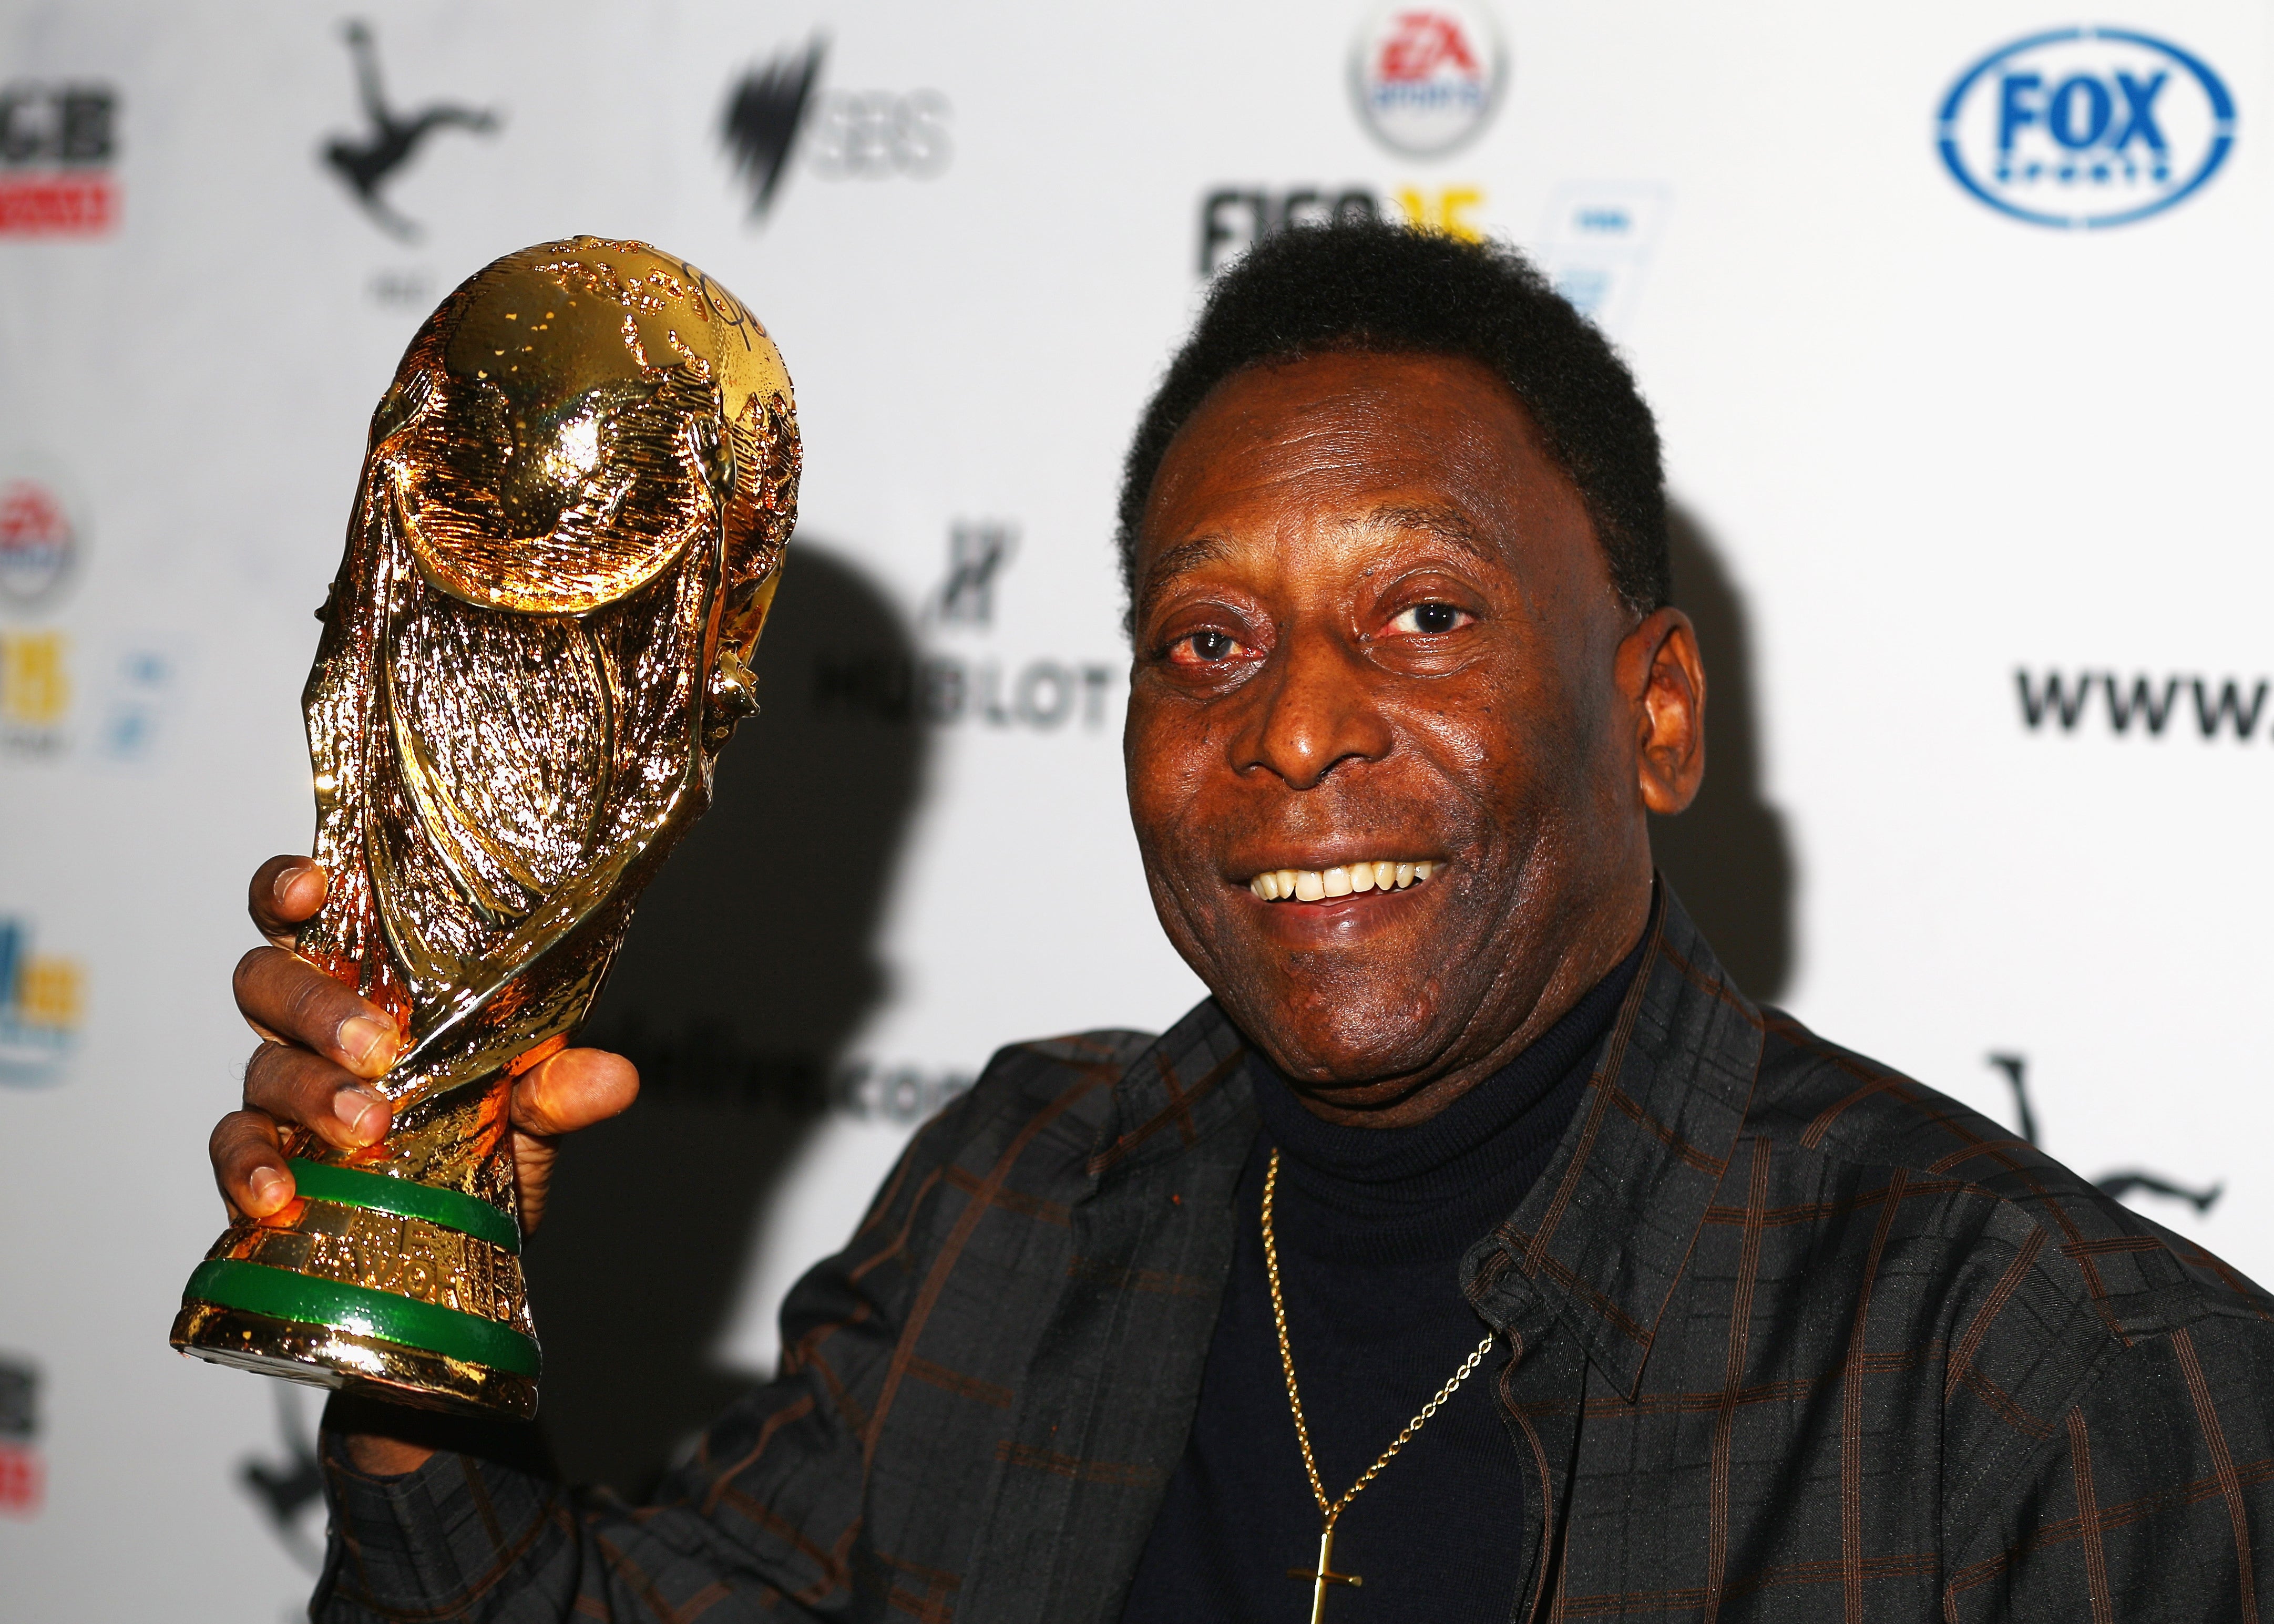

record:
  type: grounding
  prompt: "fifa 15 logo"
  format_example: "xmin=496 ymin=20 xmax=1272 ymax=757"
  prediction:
xmin=0 ymin=632 xmax=66 ymax=731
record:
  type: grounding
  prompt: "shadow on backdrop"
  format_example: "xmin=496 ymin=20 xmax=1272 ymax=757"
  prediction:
xmin=521 ymin=516 xmax=1790 ymax=1489
xmin=523 ymin=541 xmax=925 ymax=1494
xmin=1651 ymin=506 xmax=1796 ymax=1002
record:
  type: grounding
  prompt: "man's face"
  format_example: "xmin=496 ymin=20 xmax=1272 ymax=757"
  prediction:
xmin=1124 ymin=350 xmax=1699 ymax=1124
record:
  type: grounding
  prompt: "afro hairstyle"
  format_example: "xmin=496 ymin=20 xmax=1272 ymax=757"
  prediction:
xmin=1116 ymin=220 xmax=1669 ymax=625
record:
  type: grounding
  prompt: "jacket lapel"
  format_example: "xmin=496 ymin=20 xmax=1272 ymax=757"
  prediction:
xmin=1469 ymin=884 xmax=1764 ymax=1397
xmin=962 ymin=1000 xmax=1257 ymax=1624
xmin=1462 ymin=885 xmax=1765 ymax=1615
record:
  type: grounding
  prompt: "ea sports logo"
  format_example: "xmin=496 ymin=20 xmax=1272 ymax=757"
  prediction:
xmin=1350 ymin=4 xmax=1507 ymax=158
xmin=1938 ymin=28 xmax=2236 ymax=228
xmin=0 ymin=477 xmax=78 ymax=609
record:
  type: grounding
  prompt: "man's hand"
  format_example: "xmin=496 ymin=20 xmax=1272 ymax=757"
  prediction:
xmin=212 ymin=856 xmax=637 ymax=1475
xmin=213 ymin=856 xmax=639 ymax=1237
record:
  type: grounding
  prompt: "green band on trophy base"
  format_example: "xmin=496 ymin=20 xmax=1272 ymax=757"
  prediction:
xmin=288 ymin=1157 xmax=521 ymax=1253
xmin=183 ymin=1258 xmax=541 ymax=1378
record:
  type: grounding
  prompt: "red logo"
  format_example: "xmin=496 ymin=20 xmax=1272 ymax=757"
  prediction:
xmin=0 ymin=1442 xmax=40 ymax=1517
xmin=1350 ymin=3 xmax=1505 ymax=158
xmin=0 ymin=476 xmax=78 ymax=605
xmin=0 ymin=84 xmax=119 ymax=239
xmin=0 ymin=480 xmax=67 ymax=551
xmin=0 ymin=175 xmax=115 ymax=236
xmin=1376 ymin=11 xmax=1483 ymax=83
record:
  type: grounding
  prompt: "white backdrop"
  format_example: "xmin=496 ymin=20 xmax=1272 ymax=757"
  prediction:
xmin=2 ymin=2 xmax=2269 ymax=1617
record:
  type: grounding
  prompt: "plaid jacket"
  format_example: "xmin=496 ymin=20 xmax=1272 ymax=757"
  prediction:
xmin=317 ymin=892 xmax=2274 ymax=1621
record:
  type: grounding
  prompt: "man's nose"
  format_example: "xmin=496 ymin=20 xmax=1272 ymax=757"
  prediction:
xmin=1231 ymin=624 xmax=1393 ymax=789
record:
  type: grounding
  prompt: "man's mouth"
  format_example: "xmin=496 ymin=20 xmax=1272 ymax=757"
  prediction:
xmin=1244 ymin=860 xmax=1439 ymax=902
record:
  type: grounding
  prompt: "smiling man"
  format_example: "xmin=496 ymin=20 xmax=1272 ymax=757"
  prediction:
xmin=214 ymin=223 xmax=2274 ymax=1621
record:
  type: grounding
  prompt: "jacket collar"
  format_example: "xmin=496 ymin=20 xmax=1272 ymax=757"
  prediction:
xmin=1084 ymin=994 xmax=1256 ymax=1186
xmin=1463 ymin=883 xmax=1764 ymax=1397
xmin=1091 ymin=882 xmax=1764 ymax=1402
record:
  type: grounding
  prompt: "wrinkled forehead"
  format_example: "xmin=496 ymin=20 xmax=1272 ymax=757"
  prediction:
xmin=1133 ymin=352 xmax=1605 ymax=611
xmin=425 ymin=239 xmax=791 ymax=426
xmin=1144 ymin=353 xmax=1551 ymax=534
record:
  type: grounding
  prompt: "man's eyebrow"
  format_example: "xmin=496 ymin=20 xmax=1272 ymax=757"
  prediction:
xmin=1359 ymin=503 xmax=1502 ymax=567
xmin=1136 ymin=535 xmax=1233 ymax=607
xmin=1134 ymin=506 xmax=1499 ymax=616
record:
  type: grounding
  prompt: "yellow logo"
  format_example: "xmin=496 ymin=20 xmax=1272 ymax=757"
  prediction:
xmin=1398 ymin=186 xmax=1486 ymax=240
xmin=0 ymin=630 xmax=69 ymax=729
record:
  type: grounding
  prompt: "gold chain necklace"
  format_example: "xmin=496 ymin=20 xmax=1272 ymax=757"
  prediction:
xmin=1262 ymin=1146 xmax=1499 ymax=1623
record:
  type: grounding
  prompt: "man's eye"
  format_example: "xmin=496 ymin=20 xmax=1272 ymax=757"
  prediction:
xmin=1171 ymin=630 xmax=1243 ymax=664
xmin=1388 ymin=602 xmax=1470 ymax=635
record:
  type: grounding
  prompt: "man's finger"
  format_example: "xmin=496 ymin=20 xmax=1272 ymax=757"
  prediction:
xmin=250 ymin=856 xmax=329 ymax=945
xmin=211 ymin=1108 xmax=295 ymax=1219
xmin=233 ymin=945 xmax=398 ymax=1079
xmin=510 ymin=1047 xmax=639 ymax=1138
xmin=243 ymin=1040 xmax=393 ymax=1152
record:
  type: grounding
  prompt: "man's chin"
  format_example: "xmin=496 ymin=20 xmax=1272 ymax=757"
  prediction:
xmin=1166 ymin=901 xmax=1503 ymax=1092
xmin=1218 ymin=986 xmax=1473 ymax=1099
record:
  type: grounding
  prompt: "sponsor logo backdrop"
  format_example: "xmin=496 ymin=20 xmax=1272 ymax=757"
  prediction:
xmin=1 ymin=1 xmax=2267 ymax=1616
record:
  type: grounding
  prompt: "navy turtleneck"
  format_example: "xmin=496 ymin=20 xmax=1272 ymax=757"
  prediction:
xmin=1120 ymin=935 xmax=1645 ymax=1623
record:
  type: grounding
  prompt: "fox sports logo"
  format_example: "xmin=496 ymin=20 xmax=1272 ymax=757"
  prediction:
xmin=1938 ymin=28 xmax=2235 ymax=228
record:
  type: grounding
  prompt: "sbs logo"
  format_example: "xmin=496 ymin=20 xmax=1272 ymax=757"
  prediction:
xmin=1938 ymin=28 xmax=2235 ymax=228
xmin=1349 ymin=4 xmax=1507 ymax=158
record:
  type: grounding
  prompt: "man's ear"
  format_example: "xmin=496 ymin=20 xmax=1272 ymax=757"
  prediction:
xmin=1622 ymin=607 xmax=1705 ymax=816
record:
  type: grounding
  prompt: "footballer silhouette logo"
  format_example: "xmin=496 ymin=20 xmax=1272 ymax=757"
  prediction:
xmin=320 ymin=20 xmax=501 ymax=241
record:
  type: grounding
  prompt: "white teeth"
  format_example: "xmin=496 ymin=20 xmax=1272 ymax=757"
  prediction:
xmin=1245 ymin=859 xmax=1441 ymax=901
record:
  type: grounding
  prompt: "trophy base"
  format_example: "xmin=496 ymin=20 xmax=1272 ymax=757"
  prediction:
xmin=170 ymin=1301 xmax=538 ymax=1420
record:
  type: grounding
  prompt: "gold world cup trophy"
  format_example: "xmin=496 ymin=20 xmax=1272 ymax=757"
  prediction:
xmin=168 ymin=237 xmax=798 ymax=1419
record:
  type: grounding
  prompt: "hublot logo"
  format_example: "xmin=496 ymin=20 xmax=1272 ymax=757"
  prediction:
xmin=928 ymin=521 xmax=1016 ymax=627
xmin=812 ymin=523 xmax=1119 ymax=734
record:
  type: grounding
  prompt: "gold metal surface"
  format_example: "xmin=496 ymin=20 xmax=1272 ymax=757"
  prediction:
xmin=1263 ymin=1147 xmax=1497 ymax=1622
xmin=172 ymin=237 xmax=798 ymax=1415
xmin=170 ymin=1303 xmax=539 ymax=1420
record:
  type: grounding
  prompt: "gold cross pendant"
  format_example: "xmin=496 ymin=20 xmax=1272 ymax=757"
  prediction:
xmin=1287 ymin=1522 xmax=1363 ymax=1623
